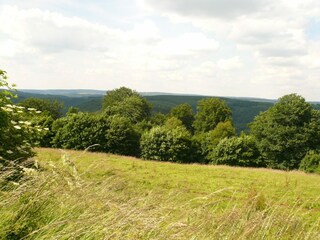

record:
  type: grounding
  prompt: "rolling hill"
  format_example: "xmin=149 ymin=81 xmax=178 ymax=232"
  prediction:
xmin=12 ymin=89 xmax=320 ymax=132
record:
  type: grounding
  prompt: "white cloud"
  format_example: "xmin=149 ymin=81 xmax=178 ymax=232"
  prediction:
xmin=217 ymin=56 xmax=242 ymax=70
xmin=0 ymin=1 xmax=320 ymax=100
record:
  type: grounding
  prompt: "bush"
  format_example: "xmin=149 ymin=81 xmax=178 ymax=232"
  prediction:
xmin=105 ymin=116 xmax=140 ymax=156
xmin=299 ymin=151 xmax=320 ymax=174
xmin=0 ymin=70 xmax=42 ymax=181
xmin=192 ymin=121 xmax=236 ymax=163
xmin=208 ymin=135 xmax=262 ymax=167
xmin=140 ymin=125 xmax=192 ymax=163
xmin=52 ymin=113 xmax=141 ymax=156
xmin=52 ymin=113 xmax=108 ymax=151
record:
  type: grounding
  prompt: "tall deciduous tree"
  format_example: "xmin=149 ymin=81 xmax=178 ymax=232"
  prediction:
xmin=250 ymin=93 xmax=320 ymax=169
xmin=103 ymin=87 xmax=151 ymax=123
xmin=193 ymin=98 xmax=232 ymax=133
xmin=169 ymin=103 xmax=194 ymax=132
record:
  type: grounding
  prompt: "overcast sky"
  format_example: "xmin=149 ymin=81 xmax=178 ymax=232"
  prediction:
xmin=0 ymin=0 xmax=320 ymax=100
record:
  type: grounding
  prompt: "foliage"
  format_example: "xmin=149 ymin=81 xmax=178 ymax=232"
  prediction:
xmin=105 ymin=115 xmax=140 ymax=156
xmin=192 ymin=121 xmax=236 ymax=162
xmin=0 ymin=70 xmax=43 ymax=181
xmin=35 ymin=115 xmax=55 ymax=147
xmin=52 ymin=113 xmax=108 ymax=152
xmin=193 ymin=98 xmax=232 ymax=133
xmin=169 ymin=103 xmax=194 ymax=132
xmin=299 ymin=151 xmax=320 ymax=174
xmin=19 ymin=97 xmax=63 ymax=119
xmin=140 ymin=125 xmax=192 ymax=163
xmin=163 ymin=117 xmax=184 ymax=130
xmin=150 ymin=112 xmax=167 ymax=126
xmin=66 ymin=106 xmax=79 ymax=115
xmin=52 ymin=113 xmax=140 ymax=156
xmin=206 ymin=121 xmax=236 ymax=147
xmin=103 ymin=87 xmax=151 ymax=123
xmin=250 ymin=94 xmax=320 ymax=169
xmin=209 ymin=135 xmax=262 ymax=167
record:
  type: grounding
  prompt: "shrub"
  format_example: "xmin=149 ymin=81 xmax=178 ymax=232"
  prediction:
xmin=209 ymin=135 xmax=262 ymax=167
xmin=52 ymin=113 xmax=140 ymax=156
xmin=192 ymin=121 xmax=236 ymax=163
xmin=0 ymin=70 xmax=42 ymax=181
xmin=105 ymin=115 xmax=140 ymax=156
xmin=140 ymin=125 xmax=192 ymax=163
xmin=52 ymin=113 xmax=108 ymax=151
xmin=299 ymin=151 xmax=320 ymax=174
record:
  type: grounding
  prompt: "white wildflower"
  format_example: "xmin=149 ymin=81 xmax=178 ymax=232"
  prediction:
xmin=27 ymin=108 xmax=36 ymax=111
xmin=14 ymin=125 xmax=21 ymax=130
xmin=6 ymin=150 xmax=13 ymax=154
xmin=11 ymin=120 xmax=17 ymax=124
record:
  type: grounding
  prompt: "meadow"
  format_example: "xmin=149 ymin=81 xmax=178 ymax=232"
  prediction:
xmin=1 ymin=148 xmax=320 ymax=239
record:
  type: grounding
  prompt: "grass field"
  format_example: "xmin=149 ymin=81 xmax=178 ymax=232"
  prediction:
xmin=1 ymin=148 xmax=320 ymax=239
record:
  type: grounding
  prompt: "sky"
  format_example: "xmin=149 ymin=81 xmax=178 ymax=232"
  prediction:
xmin=0 ymin=0 xmax=320 ymax=100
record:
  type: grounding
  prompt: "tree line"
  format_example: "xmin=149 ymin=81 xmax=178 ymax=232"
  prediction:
xmin=2 ymin=70 xmax=320 ymax=182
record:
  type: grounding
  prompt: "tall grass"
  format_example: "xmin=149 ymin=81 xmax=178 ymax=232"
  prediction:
xmin=1 ymin=149 xmax=320 ymax=239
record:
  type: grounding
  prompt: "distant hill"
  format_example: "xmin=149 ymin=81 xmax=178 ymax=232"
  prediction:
xmin=19 ymin=89 xmax=106 ymax=97
xmin=12 ymin=89 xmax=320 ymax=133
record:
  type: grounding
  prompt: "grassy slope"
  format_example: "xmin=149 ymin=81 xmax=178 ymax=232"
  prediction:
xmin=1 ymin=148 xmax=320 ymax=239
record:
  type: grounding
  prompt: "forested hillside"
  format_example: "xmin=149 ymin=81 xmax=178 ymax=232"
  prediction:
xmin=14 ymin=90 xmax=276 ymax=132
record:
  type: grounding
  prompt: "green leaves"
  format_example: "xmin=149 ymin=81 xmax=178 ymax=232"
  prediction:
xmin=0 ymin=70 xmax=44 ymax=181
xmin=103 ymin=87 xmax=151 ymax=123
xmin=193 ymin=98 xmax=232 ymax=133
xmin=140 ymin=124 xmax=192 ymax=163
xmin=250 ymin=94 xmax=318 ymax=169
xmin=209 ymin=135 xmax=261 ymax=167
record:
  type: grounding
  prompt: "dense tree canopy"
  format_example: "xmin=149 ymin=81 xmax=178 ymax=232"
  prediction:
xmin=208 ymin=135 xmax=261 ymax=167
xmin=19 ymin=98 xmax=63 ymax=119
xmin=250 ymin=94 xmax=320 ymax=169
xmin=105 ymin=115 xmax=140 ymax=156
xmin=169 ymin=103 xmax=194 ymax=132
xmin=140 ymin=123 xmax=192 ymax=163
xmin=103 ymin=87 xmax=151 ymax=123
xmin=52 ymin=113 xmax=109 ymax=151
xmin=193 ymin=98 xmax=232 ymax=133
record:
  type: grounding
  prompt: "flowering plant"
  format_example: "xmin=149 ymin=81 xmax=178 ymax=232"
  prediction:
xmin=0 ymin=70 xmax=43 ymax=180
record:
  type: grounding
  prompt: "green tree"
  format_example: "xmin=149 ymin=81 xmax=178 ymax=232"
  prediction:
xmin=140 ymin=125 xmax=192 ymax=163
xmin=105 ymin=116 xmax=140 ymax=156
xmin=19 ymin=98 xmax=63 ymax=119
xmin=66 ymin=106 xmax=79 ymax=115
xmin=250 ymin=93 xmax=319 ymax=169
xmin=103 ymin=87 xmax=151 ymax=123
xmin=193 ymin=98 xmax=232 ymax=133
xmin=150 ymin=113 xmax=167 ymax=126
xmin=299 ymin=150 xmax=320 ymax=174
xmin=209 ymin=135 xmax=261 ymax=167
xmin=193 ymin=121 xmax=236 ymax=162
xmin=169 ymin=103 xmax=194 ymax=132
xmin=52 ymin=113 xmax=108 ymax=151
